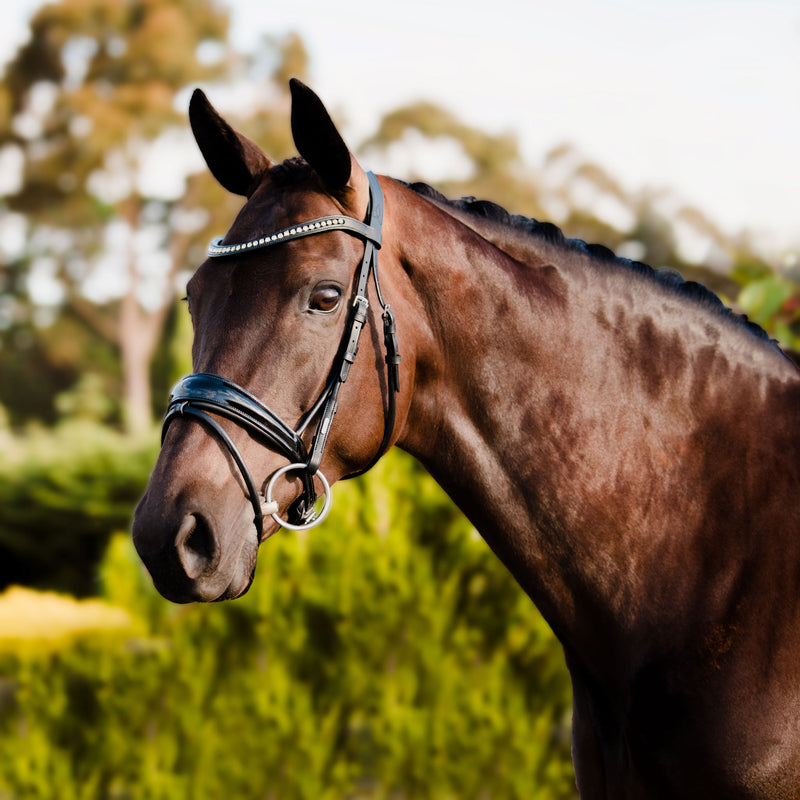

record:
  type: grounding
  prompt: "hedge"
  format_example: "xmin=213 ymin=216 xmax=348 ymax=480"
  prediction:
xmin=0 ymin=434 xmax=576 ymax=799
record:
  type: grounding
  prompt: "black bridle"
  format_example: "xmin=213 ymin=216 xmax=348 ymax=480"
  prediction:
xmin=162 ymin=172 xmax=400 ymax=536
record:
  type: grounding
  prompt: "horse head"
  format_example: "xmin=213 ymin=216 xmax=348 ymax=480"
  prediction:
xmin=133 ymin=81 xmax=414 ymax=602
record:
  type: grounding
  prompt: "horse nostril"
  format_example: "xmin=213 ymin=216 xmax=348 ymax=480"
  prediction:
xmin=175 ymin=513 xmax=217 ymax=579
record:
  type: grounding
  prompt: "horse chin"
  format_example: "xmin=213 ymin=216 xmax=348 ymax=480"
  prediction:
xmin=145 ymin=556 xmax=256 ymax=604
xmin=133 ymin=503 xmax=260 ymax=604
xmin=195 ymin=517 xmax=283 ymax=601
xmin=213 ymin=571 xmax=256 ymax=602
xmin=192 ymin=539 xmax=259 ymax=603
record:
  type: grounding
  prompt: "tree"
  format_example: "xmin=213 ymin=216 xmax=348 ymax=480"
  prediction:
xmin=361 ymin=101 xmax=545 ymax=219
xmin=0 ymin=0 xmax=237 ymax=431
xmin=362 ymin=111 xmax=761 ymax=312
xmin=0 ymin=2 xmax=310 ymax=432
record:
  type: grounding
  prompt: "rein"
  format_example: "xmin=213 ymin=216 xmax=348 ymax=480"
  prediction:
xmin=162 ymin=172 xmax=400 ymax=536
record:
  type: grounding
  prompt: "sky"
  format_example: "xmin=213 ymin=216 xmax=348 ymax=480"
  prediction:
xmin=3 ymin=0 xmax=800 ymax=254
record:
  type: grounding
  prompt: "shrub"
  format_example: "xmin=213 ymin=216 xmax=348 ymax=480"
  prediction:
xmin=0 ymin=422 xmax=158 ymax=596
xmin=0 ymin=450 xmax=576 ymax=799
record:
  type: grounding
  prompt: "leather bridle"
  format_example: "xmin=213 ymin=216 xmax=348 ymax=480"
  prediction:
xmin=162 ymin=172 xmax=400 ymax=536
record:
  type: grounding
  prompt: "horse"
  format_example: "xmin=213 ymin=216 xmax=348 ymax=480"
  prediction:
xmin=132 ymin=80 xmax=800 ymax=799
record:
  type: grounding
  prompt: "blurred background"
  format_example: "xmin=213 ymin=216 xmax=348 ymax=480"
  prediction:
xmin=0 ymin=1 xmax=798 ymax=797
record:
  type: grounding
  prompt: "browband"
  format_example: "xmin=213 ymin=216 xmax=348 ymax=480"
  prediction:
xmin=207 ymin=216 xmax=381 ymax=258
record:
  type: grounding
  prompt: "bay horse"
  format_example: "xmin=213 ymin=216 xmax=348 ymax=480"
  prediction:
xmin=132 ymin=80 xmax=800 ymax=798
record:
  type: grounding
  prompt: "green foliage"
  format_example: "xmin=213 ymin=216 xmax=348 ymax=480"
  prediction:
xmin=738 ymin=275 xmax=793 ymax=326
xmin=0 ymin=422 xmax=158 ymax=596
xmin=54 ymin=374 xmax=116 ymax=423
xmin=735 ymin=272 xmax=800 ymax=348
xmin=0 ymin=449 xmax=576 ymax=799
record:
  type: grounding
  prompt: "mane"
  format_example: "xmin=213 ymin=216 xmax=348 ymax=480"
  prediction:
xmin=403 ymin=180 xmax=781 ymax=350
xmin=266 ymin=160 xmax=779 ymax=351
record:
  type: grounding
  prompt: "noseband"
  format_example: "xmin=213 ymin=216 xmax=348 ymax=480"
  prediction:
xmin=162 ymin=172 xmax=400 ymax=536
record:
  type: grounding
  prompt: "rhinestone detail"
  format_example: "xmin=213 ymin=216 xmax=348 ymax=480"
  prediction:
xmin=207 ymin=215 xmax=379 ymax=259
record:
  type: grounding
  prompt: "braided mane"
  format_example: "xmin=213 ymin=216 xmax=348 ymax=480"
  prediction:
xmin=404 ymin=180 xmax=779 ymax=348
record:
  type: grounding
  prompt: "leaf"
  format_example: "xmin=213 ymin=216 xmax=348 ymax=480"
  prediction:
xmin=737 ymin=275 xmax=793 ymax=324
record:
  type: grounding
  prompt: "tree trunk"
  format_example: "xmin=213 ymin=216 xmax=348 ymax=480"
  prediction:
xmin=119 ymin=290 xmax=153 ymax=434
xmin=116 ymin=191 xmax=196 ymax=435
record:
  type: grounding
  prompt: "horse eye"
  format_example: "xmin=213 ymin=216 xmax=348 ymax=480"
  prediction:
xmin=309 ymin=286 xmax=341 ymax=313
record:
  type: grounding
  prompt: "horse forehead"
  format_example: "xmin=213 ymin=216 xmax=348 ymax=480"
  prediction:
xmin=189 ymin=191 xmax=363 ymax=306
xmin=226 ymin=180 xmax=334 ymax=241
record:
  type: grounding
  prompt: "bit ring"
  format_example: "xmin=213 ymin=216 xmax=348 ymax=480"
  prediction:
xmin=265 ymin=463 xmax=332 ymax=531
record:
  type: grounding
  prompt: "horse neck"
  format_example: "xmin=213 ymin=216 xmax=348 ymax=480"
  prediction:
xmin=389 ymin=183 xmax=799 ymax=665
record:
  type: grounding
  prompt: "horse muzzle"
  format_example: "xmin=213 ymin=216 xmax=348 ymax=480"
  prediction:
xmin=132 ymin=483 xmax=259 ymax=603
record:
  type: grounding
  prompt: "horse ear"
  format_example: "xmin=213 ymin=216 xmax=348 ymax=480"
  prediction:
xmin=189 ymin=89 xmax=272 ymax=197
xmin=289 ymin=79 xmax=355 ymax=194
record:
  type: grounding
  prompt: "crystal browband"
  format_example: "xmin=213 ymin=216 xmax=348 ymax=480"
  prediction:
xmin=207 ymin=215 xmax=381 ymax=258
